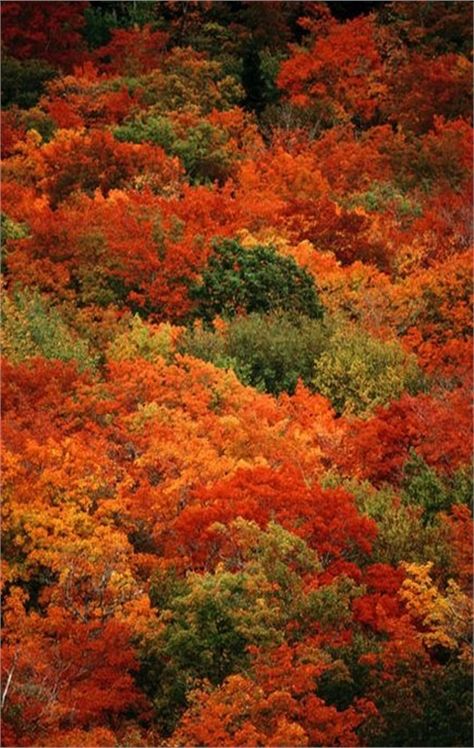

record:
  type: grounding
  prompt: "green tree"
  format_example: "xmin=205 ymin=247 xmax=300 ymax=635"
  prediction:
xmin=191 ymin=239 xmax=324 ymax=322
xmin=313 ymin=326 xmax=424 ymax=416
xmin=1 ymin=288 xmax=97 ymax=370
xmin=141 ymin=520 xmax=322 ymax=733
xmin=115 ymin=117 xmax=234 ymax=184
xmin=1 ymin=55 xmax=56 ymax=109
xmin=114 ymin=115 xmax=176 ymax=150
xmin=106 ymin=315 xmax=174 ymax=363
xmin=1 ymin=213 xmax=29 ymax=274
xmin=173 ymin=122 xmax=234 ymax=185
xmin=225 ymin=311 xmax=329 ymax=394
xmin=323 ymin=474 xmax=452 ymax=570
xmin=401 ymin=451 xmax=473 ymax=522
xmin=179 ymin=311 xmax=330 ymax=395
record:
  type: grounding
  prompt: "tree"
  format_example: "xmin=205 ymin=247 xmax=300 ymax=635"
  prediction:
xmin=312 ymin=324 xmax=424 ymax=416
xmin=1 ymin=2 xmax=472 ymax=743
xmin=3 ymin=127 xmax=183 ymax=207
xmin=277 ymin=14 xmax=385 ymax=125
xmin=166 ymin=465 xmax=377 ymax=573
xmin=1 ymin=1 xmax=88 ymax=70
xmin=1 ymin=288 xmax=97 ymax=370
xmin=339 ymin=390 xmax=472 ymax=486
xmin=178 ymin=311 xmax=330 ymax=394
xmin=242 ymin=41 xmax=266 ymax=115
xmin=1 ymin=55 xmax=57 ymax=109
xmin=401 ymin=451 xmax=472 ymax=522
xmin=94 ymin=24 xmax=169 ymax=76
xmin=1 ymin=594 xmax=145 ymax=744
xmin=190 ymin=239 xmax=324 ymax=322
xmin=170 ymin=643 xmax=378 ymax=747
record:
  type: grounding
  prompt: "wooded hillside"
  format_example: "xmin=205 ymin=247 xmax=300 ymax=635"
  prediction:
xmin=1 ymin=2 xmax=472 ymax=746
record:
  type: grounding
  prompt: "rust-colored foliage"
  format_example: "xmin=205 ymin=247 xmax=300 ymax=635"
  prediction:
xmin=338 ymin=390 xmax=472 ymax=486
xmin=1 ymin=1 xmax=88 ymax=70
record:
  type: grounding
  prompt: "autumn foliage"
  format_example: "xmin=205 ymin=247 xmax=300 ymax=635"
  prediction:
xmin=1 ymin=2 xmax=472 ymax=747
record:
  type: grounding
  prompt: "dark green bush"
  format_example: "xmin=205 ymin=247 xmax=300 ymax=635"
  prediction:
xmin=1 ymin=56 xmax=57 ymax=109
xmin=114 ymin=115 xmax=176 ymax=150
xmin=190 ymin=239 xmax=324 ymax=322
xmin=178 ymin=311 xmax=330 ymax=395
xmin=226 ymin=311 xmax=329 ymax=394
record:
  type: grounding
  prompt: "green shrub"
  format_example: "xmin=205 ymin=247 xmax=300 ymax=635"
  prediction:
xmin=115 ymin=117 xmax=234 ymax=184
xmin=143 ymin=520 xmax=320 ymax=733
xmin=1 ymin=56 xmax=57 ymax=109
xmin=179 ymin=311 xmax=330 ymax=395
xmin=1 ymin=213 xmax=29 ymax=274
xmin=114 ymin=115 xmax=176 ymax=151
xmin=1 ymin=289 xmax=97 ymax=370
xmin=225 ymin=311 xmax=329 ymax=394
xmin=346 ymin=181 xmax=422 ymax=218
xmin=83 ymin=2 xmax=158 ymax=49
xmin=106 ymin=315 xmax=174 ymax=362
xmin=1 ymin=213 xmax=29 ymax=244
xmin=323 ymin=474 xmax=452 ymax=569
xmin=191 ymin=239 xmax=324 ymax=322
xmin=177 ymin=323 xmax=232 ymax=370
xmin=401 ymin=450 xmax=473 ymax=521
xmin=173 ymin=122 xmax=234 ymax=184
xmin=313 ymin=326 xmax=424 ymax=415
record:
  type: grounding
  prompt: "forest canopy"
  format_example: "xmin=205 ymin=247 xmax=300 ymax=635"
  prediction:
xmin=1 ymin=2 xmax=473 ymax=747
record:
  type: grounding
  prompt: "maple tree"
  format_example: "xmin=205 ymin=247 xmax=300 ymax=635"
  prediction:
xmin=278 ymin=13 xmax=386 ymax=125
xmin=1 ymin=1 xmax=88 ymax=70
xmin=94 ymin=24 xmax=169 ymax=76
